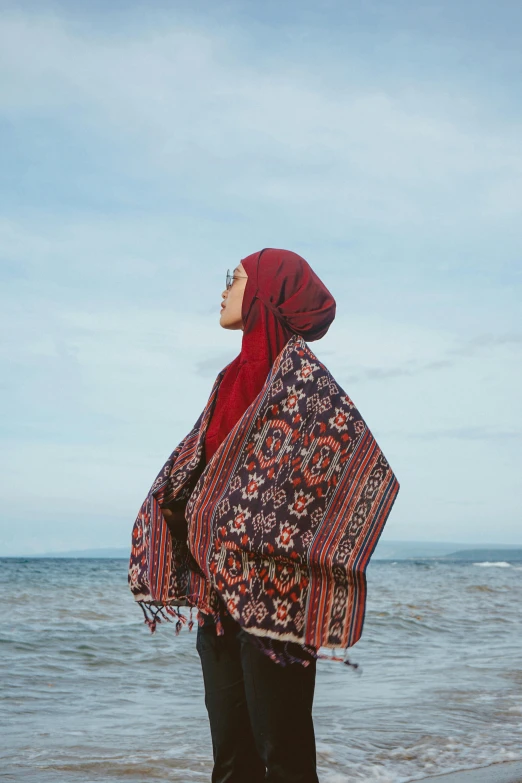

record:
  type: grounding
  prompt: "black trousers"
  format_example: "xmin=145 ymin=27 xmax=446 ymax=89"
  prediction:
xmin=196 ymin=611 xmax=320 ymax=783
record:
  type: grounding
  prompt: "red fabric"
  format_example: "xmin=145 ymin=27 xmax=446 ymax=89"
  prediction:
xmin=204 ymin=248 xmax=336 ymax=464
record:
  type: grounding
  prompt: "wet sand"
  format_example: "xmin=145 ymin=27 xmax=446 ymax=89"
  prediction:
xmin=413 ymin=760 xmax=522 ymax=783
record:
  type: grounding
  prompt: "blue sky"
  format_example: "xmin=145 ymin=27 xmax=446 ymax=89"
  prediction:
xmin=1 ymin=0 xmax=520 ymax=555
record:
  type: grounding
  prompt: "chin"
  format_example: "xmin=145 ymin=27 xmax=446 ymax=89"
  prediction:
xmin=220 ymin=316 xmax=241 ymax=330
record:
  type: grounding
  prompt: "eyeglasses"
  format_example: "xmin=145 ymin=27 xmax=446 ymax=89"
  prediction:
xmin=226 ymin=269 xmax=248 ymax=290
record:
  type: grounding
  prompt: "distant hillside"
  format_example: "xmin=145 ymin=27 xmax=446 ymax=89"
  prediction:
xmin=28 ymin=547 xmax=129 ymax=559
xmin=7 ymin=540 xmax=521 ymax=560
xmin=372 ymin=540 xmax=468 ymax=560
xmin=371 ymin=540 xmax=522 ymax=560
xmin=437 ymin=548 xmax=522 ymax=562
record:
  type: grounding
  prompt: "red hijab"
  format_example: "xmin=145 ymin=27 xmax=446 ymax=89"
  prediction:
xmin=204 ymin=248 xmax=336 ymax=464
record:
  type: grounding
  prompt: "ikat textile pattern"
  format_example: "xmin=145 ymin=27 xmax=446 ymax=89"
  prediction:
xmin=128 ymin=334 xmax=400 ymax=654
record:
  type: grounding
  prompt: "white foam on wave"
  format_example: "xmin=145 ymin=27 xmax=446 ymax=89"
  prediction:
xmin=322 ymin=767 xmax=396 ymax=783
xmin=315 ymin=727 xmax=522 ymax=783
xmin=473 ymin=561 xmax=511 ymax=567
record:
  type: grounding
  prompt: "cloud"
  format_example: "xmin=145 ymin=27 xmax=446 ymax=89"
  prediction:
xmin=194 ymin=353 xmax=233 ymax=377
xmin=448 ymin=332 xmax=522 ymax=357
xmin=336 ymin=329 xmax=522 ymax=384
xmin=0 ymin=6 xmax=521 ymax=551
xmin=1 ymin=11 xmax=522 ymax=237
xmin=402 ymin=427 xmax=522 ymax=441
xmin=342 ymin=359 xmax=454 ymax=383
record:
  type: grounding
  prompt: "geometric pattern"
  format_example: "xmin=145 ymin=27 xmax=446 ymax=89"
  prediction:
xmin=128 ymin=333 xmax=400 ymax=654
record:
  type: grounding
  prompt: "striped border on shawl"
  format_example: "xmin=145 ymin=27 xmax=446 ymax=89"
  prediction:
xmin=346 ymin=471 xmax=400 ymax=646
xmin=148 ymin=370 xmax=225 ymax=602
xmin=304 ymin=426 xmax=400 ymax=649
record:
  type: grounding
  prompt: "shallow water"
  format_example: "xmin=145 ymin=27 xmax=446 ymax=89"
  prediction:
xmin=1 ymin=557 xmax=521 ymax=782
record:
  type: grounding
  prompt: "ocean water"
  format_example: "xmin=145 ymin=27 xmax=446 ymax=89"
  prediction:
xmin=1 ymin=557 xmax=521 ymax=783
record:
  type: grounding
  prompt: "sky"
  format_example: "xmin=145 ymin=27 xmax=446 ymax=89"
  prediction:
xmin=0 ymin=0 xmax=521 ymax=555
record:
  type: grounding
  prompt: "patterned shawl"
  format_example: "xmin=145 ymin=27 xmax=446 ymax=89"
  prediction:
xmin=128 ymin=333 xmax=400 ymax=662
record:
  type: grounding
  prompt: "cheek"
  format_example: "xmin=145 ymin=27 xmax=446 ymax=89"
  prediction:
xmin=229 ymin=290 xmax=243 ymax=318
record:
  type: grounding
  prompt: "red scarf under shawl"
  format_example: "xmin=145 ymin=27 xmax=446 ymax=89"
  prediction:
xmin=204 ymin=248 xmax=337 ymax=464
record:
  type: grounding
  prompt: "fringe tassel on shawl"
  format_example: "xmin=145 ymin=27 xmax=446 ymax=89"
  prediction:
xmin=245 ymin=628 xmax=362 ymax=672
xmin=138 ymin=601 xmax=360 ymax=672
xmin=317 ymin=648 xmax=362 ymax=673
xmin=138 ymin=601 xmax=191 ymax=636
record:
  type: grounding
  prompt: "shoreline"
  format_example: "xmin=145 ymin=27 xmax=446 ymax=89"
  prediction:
xmin=411 ymin=760 xmax=522 ymax=782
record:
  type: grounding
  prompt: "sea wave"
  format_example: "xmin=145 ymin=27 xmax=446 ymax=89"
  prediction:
xmin=2 ymin=557 xmax=522 ymax=783
xmin=472 ymin=561 xmax=512 ymax=567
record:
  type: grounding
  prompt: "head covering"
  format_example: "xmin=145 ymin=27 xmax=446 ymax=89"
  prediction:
xmin=204 ymin=248 xmax=336 ymax=464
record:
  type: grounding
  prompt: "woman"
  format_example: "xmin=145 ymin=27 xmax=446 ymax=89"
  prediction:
xmin=128 ymin=248 xmax=400 ymax=783
xmin=194 ymin=249 xmax=335 ymax=782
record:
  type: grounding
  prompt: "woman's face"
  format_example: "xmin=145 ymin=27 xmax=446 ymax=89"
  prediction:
xmin=220 ymin=262 xmax=248 ymax=330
